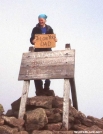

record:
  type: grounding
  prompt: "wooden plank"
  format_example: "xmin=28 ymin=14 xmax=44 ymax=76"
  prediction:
xmin=22 ymin=49 xmax=75 ymax=59
xmin=35 ymin=34 xmax=56 ymax=48
xmin=65 ymin=44 xmax=78 ymax=110
xmin=63 ymin=79 xmax=70 ymax=130
xmin=18 ymin=50 xmax=75 ymax=80
xmin=18 ymin=65 xmax=74 ymax=80
xmin=62 ymin=44 xmax=71 ymax=130
xmin=18 ymin=80 xmax=30 ymax=119
xmin=69 ymin=78 xmax=78 ymax=110
xmin=29 ymin=46 xmax=35 ymax=52
xmin=21 ymin=57 xmax=74 ymax=67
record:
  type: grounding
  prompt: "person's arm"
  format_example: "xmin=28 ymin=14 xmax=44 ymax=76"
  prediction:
xmin=50 ymin=28 xmax=57 ymax=42
xmin=30 ymin=28 xmax=36 ymax=45
xmin=49 ymin=28 xmax=54 ymax=34
xmin=49 ymin=27 xmax=57 ymax=42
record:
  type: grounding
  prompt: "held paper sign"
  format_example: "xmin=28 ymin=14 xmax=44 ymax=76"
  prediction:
xmin=35 ymin=34 xmax=56 ymax=48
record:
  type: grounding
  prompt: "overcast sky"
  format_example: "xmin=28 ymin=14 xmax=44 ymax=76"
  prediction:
xmin=0 ymin=0 xmax=103 ymax=118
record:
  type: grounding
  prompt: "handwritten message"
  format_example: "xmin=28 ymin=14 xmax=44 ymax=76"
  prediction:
xmin=35 ymin=34 xmax=56 ymax=48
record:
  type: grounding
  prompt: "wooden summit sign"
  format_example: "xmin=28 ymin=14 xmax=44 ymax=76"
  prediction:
xmin=18 ymin=45 xmax=78 ymax=131
xmin=18 ymin=49 xmax=75 ymax=80
xmin=35 ymin=34 xmax=56 ymax=48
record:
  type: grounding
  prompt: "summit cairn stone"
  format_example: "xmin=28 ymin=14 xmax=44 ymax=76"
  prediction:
xmin=2 ymin=96 xmax=103 ymax=133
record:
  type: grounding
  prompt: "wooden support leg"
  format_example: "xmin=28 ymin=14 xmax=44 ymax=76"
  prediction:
xmin=63 ymin=79 xmax=70 ymax=130
xmin=65 ymin=44 xmax=78 ymax=110
xmin=18 ymin=80 xmax=30 ymax=119
xmin=69 ymin=78 xmax=78 ymax=110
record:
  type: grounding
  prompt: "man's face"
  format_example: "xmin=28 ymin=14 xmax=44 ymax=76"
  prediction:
xmin=38 ymin=18 xmax=46 ymax=27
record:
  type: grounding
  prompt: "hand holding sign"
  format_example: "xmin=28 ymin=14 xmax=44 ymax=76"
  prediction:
xmin=32 ymin=39 xmax=37 ymax=44
xmin=34 ymin=34 xmax=57 ymax=48
xmin=55 ymin=38 xmax=57 ymax=42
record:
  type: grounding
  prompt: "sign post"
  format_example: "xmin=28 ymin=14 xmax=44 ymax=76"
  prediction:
xmin=18 ymin=44 xmax=78 ymax=131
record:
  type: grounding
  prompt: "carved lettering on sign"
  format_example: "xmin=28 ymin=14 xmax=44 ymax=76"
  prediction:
xmin=35 ymin=34 xmax=56 ymax=48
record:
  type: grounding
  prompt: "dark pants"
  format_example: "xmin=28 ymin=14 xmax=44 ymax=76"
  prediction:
xmin=34 ymin=48 xmax=51 ymax=91
xmin=34 ymin=79 xmax=50 ymax=91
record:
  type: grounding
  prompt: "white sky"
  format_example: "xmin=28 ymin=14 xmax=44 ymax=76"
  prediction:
xmin=0 ymin=0 xmax=103 ymax=118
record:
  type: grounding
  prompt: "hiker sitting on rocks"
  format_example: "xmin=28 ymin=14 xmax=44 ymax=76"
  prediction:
xmin=30 ymin=14 xmax=57 ymax=96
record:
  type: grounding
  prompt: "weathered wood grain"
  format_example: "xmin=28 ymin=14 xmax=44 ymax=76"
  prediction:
xmin=22 ymin=49 xmax=75 ymax=59
xmin=62 ymin=44 xmax=71 ymax=130
xmin=63 ymin=79 xmax=70 ymax=130
xmin=18 ymin=80 xmax=30 ymax=119
xmin=18 ymin=50 xmax=75 ymax=80
xmin=19 ymin=65 xmax=74 ymax=80
xmin=21 ymin=57 xmax=74 ymax=67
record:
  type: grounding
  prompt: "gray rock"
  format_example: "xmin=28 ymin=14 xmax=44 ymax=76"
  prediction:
xmin=2 ymin=116 xmax=24 ymax=128
xmin=48 ymin=113 xmax=62 ymax=123
xmin=24 ymin=108 xmax=48 ymax=131
xmin=15 ymin=131 xmax=29 ymax=134
xmin=27 ymin=96 xmax=54 ymax=109
xmin=44 ymin=123 xmax=62 ymax=131
xmin=0 ymin=125 xmax=18 ymax=134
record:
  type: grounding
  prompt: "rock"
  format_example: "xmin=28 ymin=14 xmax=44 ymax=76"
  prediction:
xmin=86 ymin=125 xmax=103 ymax=131
xmin=52 ymin=108 xmax=63 ymax=114
xmin=77 ymin=111 xmax=86 ymax=120
xmin=32 ymin=130 xmax=53 ymax=134
xmin=13 ymin=111 xmax=19 ymax=118
xmin=6 ymin=109 xmax=14 ymax=117
xmin=15 ymin=131 xmax=29 ymax=134
xmin=87 ymin=116 xmax=103 ymax=129
xmin=45 ymin=108 xmax=62 ymax=118
xmin=44 ymin=109 xmax=62 ymax=123
xmin=27 ymin=96 xmax=54 ymax=109
xmin=43 ymin=89 xmax=55 ymax=96
xmin=0 ymin=125 xmax=18 ymax=134
xmin=2 ymin=116 xmax=24 ymax=128
xmin=11 ymin=96 xmax=54 ymax=112
xmin=45 ymin=109 xmax=53 ymax=117
xmin=0 ymin=104 xmax=4 ymax=115
xmin=0 ymin=117 xmax=4 ymax=125
xmin=101 ymin=117 xmax=103 ymax=120
xmin=11 ymin=98 xmax=21 ymax=111
xmin=24 ymin=108 xmax=48 ymax=131
xmin=6 ymin=109 xmax=19 ymax=118
xmin=87 ymin=115 xmax=100 ymax=122
xmin=48 ymin=113 xmax=62 ymax=123
xmin=52 ymin=96 xmax=63 ymax=108
xmin=6 ymin=96 xmax=103 ymax=133
xmin=81 ymin=118 xmax=93 ymax=127
xmin=69 ymin=107 xmax=78 ymax=118
xmin=72 ymin=124 xmax=89 ymax=131
xmin=73 ymin=124 xmax=103 ymax=131
xmin=74 ymin=118 xmax=81 ymax=125
xmin=69 ymin=116 xmax=74 ymax=123
xmin=44 ymin=123 xmax=62 ymax=131
xmin=25 ymin=123 xmax=41 ymax=132
xmin=94 ymin=120 xmax=103 ymax=129
xmin=87 ymin=116 xmax=103 ymax=122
